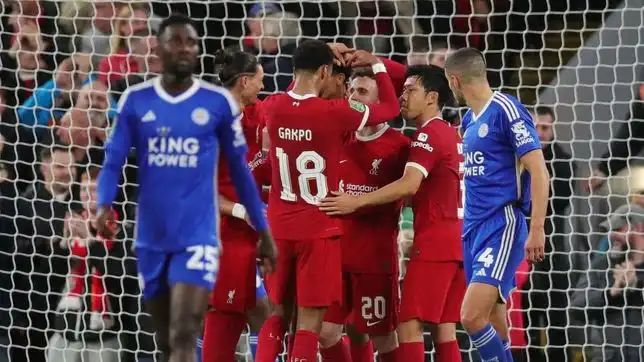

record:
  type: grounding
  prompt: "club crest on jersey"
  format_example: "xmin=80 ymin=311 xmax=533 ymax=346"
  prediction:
xmin=349 ymin=99 xmax=366 ymax=113
xmin=478 ymin=123 xmax=488 ymax=138
xmin=191 ymin=107 xmax=210 ymax=125
xmin=511 ymin=120 xmax=536 ymax=146
xmin=417 ymin=133 xmax=428 ymax=142
xmin=370 ymin=158 xmax=382 ymax=175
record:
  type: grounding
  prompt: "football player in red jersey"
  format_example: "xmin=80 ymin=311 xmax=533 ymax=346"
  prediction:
xmin=255 ymin=63 xmax=352 ymax=362
xmin=321 ymin=64 xmax=465 ymax=362
xmin=201 ymin=48 xmax=275 ymax=362
xmin=317 ymin=66 xmax=409 ymax=362
xmin=259 ymin=39 xmax=399 ymax=362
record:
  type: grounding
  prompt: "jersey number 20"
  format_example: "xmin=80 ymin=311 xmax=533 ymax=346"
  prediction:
xmin=276 ymin=148 xmax=328 ymax=205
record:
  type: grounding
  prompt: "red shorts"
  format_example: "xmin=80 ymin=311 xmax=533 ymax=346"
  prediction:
xmin=266 ymin=237 xmax=342 ymax=308
xmin=211 ymin=239 xmax=258 ymax=313
xmin=399 ymin=261 xmax=465 ymax=324
xmin=324 ymin=272 xmax=399 ymax=335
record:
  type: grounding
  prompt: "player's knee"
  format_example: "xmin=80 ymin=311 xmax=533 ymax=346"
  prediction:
xmin=319 ymin=322 xmax=343 ymax=348
xmin=248 ymin=298 xmax=272 ymax=332
xmin=460 ymin=304 xmax=488 ymax=333
xmin=396 ymin=319 xmax=423 ymax=343
xmin=371 ymin=332 xmax=398 ymax=354
xmin=296 ymin=307 xmax=326 ymax=333
xmin=169 ymin=314 xmax=201 ymax=349
xmin=428 ymin=323 xmax=457 ymax=344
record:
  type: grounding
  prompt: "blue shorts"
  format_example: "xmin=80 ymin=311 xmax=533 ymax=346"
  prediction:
xmin=255 ymin=266 xmax=267 ymax=299
xmin=137 ymin=245 xmax=220 ymax=301
xmin=462 ymin=205 xmax=527 ymax=302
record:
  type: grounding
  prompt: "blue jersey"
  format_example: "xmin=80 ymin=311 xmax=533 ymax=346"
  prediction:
xmin=461 ymin=91 xmax=541 ymax=234
xmin=97 ymin=77 xmax=268 ymax=252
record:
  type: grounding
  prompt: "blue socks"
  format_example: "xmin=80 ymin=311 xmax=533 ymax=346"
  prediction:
xmin=249 ymin=332 xmax=259 ymax=359
xmin=196 ymin=337 xmax=203 ymax=362
xmin=502 ymin=339 xmax=513 ymax=361
xmin=469 ymin=324 xmax=506 ymax=362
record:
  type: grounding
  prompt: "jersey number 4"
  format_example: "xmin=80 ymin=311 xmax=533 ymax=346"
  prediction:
xmin=276 ymin=148 xmax=328 ymax=205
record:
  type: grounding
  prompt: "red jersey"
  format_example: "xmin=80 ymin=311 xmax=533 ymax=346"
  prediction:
xmin=98 ymin=50 xmax=139 ymax=85
xmin=218 ymin=101 xmax=268 ymax=241
xmin=406 ymin=118 xmax=463 ymax=261
xmin=340 ymin=126 xmax=409 ymax=274
xmin=264 ymin=70 xmax=400 ymax=241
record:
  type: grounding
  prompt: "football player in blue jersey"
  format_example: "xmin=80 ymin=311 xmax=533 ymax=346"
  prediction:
xmin=95 ymin=14 xmax=276 ymax=362
xmin=444 ymin=48 xmax=549 ymax=362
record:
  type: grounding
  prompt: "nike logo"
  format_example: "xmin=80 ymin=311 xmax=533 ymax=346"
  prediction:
xmin=366 ymin=320 xmax=382 ymax=327
xmin=340 ymin=160 xmax=348 ymax=164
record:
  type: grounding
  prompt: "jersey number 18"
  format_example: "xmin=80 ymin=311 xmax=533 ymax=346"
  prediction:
xmin=276 ymin=148 xmax=328 ymax=205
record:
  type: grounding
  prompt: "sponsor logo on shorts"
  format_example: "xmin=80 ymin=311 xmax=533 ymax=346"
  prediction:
xmin=227 ymin=289 xmax=236 ymax=304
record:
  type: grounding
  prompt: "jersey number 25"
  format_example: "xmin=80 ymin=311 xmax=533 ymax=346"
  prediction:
xmin=276 ymin=148 xmax=328 ymax=205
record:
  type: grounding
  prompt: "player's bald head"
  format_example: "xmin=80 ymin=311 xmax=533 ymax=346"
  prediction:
xmin=444 ymin=47 xmax=487 ymax=83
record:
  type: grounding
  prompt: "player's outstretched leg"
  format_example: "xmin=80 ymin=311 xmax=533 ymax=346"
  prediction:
xmin=169 ymin=283 xmax=211 ymax=362
xmin=461 ymin=282 xmax=507 ymax=362
xmin=319 ymin=321 xmax=351 ymax=362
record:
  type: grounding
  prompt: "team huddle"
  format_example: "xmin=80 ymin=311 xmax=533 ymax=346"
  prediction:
xmin=95 ymin=13 xmax=549 ymax=362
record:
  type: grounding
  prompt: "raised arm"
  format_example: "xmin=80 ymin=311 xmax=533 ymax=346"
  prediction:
xmin=379 ymin=57 xmax=407 ymax=96
xmin=329 ymin=54 xmax=400 ymax=133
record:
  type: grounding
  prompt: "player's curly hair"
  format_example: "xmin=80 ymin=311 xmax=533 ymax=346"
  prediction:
xmin=406 ymin=64 xmax=454 ymax=110
xmin=213 ymin=48 xmax=259 ymax=87
xmin=158 ymin=13 xmax=193 ymax=38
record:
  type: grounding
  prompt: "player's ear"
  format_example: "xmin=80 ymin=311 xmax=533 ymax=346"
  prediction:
xmin=426 ymin=90 xmax=438 ymax=106
xmin=319 ymin=64 xmax=331 ymax=79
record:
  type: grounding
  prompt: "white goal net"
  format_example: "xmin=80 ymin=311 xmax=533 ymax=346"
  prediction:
xmin=1 ymin=0 xmax=643 ymax=362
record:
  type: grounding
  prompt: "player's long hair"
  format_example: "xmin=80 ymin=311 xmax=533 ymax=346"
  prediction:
xmin=213 ymin=48 xmax=259 ymax=88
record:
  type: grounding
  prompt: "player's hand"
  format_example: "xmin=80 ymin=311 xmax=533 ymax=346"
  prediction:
xmin=346 ymin=49 xmax=381 ymax=67
xmin=243 ymin=207 xmax=268 ymax=230
xmin=92 ymin=207 xmax=116 ymax=238
xmin=524 ymin=227 xmax=545 ymax=264
xmin=327 ymin=42 xmax=354 ymax=66
xmin=257 ymin=231 xmax=277 ymax=274
xmin=583 ymin=169 xmax=607 ymax=193
xmin=319 ymin=191 xmax=361 ymax=215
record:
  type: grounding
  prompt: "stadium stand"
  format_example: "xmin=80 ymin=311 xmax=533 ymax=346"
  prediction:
xmin=0 ymin=0 xmax=643 ymax=361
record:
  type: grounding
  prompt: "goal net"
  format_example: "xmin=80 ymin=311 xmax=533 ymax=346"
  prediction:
xmin=0 ymin=0 xmax=643 ymax=361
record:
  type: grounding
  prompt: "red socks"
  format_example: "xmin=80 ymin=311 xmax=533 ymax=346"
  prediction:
xmin=397 ymin=342 xmax=424 ymax=362
xmin=256 ymin=315 xmax=286 ymax=362
xmin=201 ymin=310 xmax=247 ymax=362
xmin=350 ymin=340 xmax=374 ymax=362
xmin=320 ymin=337 xmax=351 ymax=362
xmin=290 ymin=330 xmax=319 ymax=362
xmin=434 ymin=340 xmax=462 ymax=362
